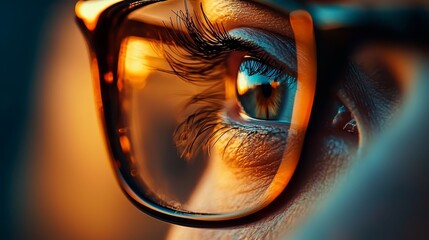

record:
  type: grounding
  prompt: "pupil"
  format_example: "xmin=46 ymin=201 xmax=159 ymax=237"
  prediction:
xmin=260 ymin=83 xmax=272 ymax=98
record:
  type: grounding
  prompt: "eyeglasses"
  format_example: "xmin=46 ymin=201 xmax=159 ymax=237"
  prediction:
xmin=75 ymin=0 xmax=429 ymax=228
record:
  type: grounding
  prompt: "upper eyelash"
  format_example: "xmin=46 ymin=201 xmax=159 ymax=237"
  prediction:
xmin=162 ymin=3 xmax=294 ymax=83
xmin=239 ymin=57 xmax=297 ymax=84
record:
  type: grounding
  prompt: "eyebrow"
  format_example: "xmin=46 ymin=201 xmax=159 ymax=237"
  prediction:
xmin=201 ymin=0 xmax=294 ymax=39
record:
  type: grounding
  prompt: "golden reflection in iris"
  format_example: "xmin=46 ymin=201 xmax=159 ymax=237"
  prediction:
xmin=236 ymin=72 xmax=249 ymax=95
xmin=75 ymin=0 xmax=122 ymax=31
xmin=236 ymin=70 xmax=283 ymax=120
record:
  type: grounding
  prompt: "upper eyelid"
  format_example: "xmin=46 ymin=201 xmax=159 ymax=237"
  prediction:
xmin=160 ymin=5 xmax=297 ymax=82
xmin=228 ymin=28 xmax=297 ymax=76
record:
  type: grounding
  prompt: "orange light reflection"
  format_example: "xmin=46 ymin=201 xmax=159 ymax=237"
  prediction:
xmin=120 ymin=37 xmax=161 ymax=89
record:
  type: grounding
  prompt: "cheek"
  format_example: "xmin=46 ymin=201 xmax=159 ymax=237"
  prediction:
xmin=180 ymin=114 xmax=291 ymax=213
xmin=166 ymin=130 xmax=357 ymax=240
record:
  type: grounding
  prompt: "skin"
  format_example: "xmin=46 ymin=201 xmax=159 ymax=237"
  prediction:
xmin=289 ymin=48 xmax=429 ymax=240
xmin=165 ymin=0 xmax=429 ymax=239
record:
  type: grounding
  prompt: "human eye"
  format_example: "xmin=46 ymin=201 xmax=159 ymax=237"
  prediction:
xmin=235 ymin=56 xmax=297 ymax=122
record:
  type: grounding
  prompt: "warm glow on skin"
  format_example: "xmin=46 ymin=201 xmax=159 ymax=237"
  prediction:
xmin=75 ymin=0 xmax=122 ymax=31
xmin=180 ymin=100 xmax=291 ymax=213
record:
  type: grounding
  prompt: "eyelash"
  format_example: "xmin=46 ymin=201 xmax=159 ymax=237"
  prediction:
xmin=160 ymin=4 xmax=290 ymax=160
xmin=239 ymin=57 xmax=285 ymax=79
xmin=162 ymin=3 xmax=293 ymax=83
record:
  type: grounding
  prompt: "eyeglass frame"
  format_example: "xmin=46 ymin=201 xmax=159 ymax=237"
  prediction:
xmin=75 ymin=0 xmax=429 ymax=228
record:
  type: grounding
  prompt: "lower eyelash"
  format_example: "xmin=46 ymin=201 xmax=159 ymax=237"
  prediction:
xmin=173 ymin=82 xmax=289 ymax=162
xmin=210 ymin=112 xmax=291 ymax=182
xmin=173 ymin=83 xmax=225 ymax=160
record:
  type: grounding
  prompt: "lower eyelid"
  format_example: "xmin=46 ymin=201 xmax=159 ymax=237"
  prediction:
xmin=214 ymin=107 xmax=297 ymax=183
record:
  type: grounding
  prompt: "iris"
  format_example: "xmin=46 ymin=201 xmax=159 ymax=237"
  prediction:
xmin=236 ymin=57 xmax=297 ymax=122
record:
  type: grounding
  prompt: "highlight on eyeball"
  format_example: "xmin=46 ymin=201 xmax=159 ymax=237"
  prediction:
xmin=76 ymin=0 xmax=316 ymax=218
